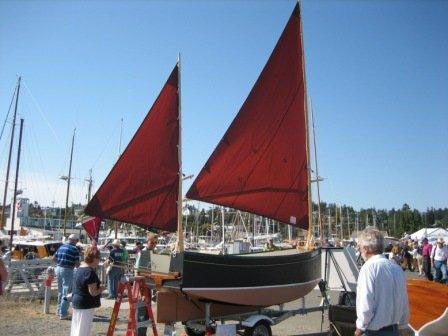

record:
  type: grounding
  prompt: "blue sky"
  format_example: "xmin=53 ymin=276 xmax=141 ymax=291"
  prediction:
xmin=0 ymin=0 xmax=446 ymax=211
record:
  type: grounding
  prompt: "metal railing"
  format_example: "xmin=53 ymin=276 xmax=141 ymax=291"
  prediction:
xmin=3 ymin=259 xmax=108 ymax=299
xmin=3 ymin=258 xmax=55 ymax=299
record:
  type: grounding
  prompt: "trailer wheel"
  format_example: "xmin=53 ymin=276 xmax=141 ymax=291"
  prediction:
xmin=184 ymin=325 xmax=205 ymax=336
xmin=244 ymin=320 xmax=272 ymax=336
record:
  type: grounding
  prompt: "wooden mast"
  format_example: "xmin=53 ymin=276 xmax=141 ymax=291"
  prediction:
xmin=115 ymin=118 xmax=123 ymax=239
xmin=1 ymin=77 xmax=20 ymax=231
xmin=310 ymin=99 xmax=323 ymax=242
xmin=221 ymin=206 xmax=225 ymax=254
xmin=176 ymin=53 xmax=184 ymax=252
xmin=9 ymin=119 xmax=24 ymax=250
xmin=298 ymin=2 xmax=313 ymax=248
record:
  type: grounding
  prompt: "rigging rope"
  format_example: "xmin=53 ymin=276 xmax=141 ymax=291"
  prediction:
xmin=21 ymin=80 xmax=62 ymax=146
xmin=0 ymin=84 xmax=17 ymax=143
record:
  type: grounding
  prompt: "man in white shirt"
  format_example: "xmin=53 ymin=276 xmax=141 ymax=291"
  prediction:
xmin=431 ymin=238 xmax=448 ymax=282
xmin=356 ymin=228 xmax=409 ymax=336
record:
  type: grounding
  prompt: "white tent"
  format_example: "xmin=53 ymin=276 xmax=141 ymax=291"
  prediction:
xmin=410 ymin=227 xmax=448 ymax=243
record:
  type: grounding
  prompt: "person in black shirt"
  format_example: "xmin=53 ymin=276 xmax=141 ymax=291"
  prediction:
xmin=70 ymin=245 xmax=105 ymax=336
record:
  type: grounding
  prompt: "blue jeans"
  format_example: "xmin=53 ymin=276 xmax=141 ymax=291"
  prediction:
xmin=107 ymin=267 xmax=122 ymax=298
xmin=365 ymin=325 xmax=399 ymax=336
xmin=56 ymin=266 xmax=74 ymax=317
xmin=443 ymin=262 xmax=448 ymax=281
xmin=434 ymin=260 xmax=446 ymax=282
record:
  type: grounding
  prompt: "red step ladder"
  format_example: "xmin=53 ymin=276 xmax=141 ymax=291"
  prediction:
xmin=107 ymin=276 xmax=158 ymax=336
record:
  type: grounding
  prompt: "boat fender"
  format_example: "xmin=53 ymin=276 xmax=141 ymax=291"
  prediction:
xmin=242 ymin=315 xmax=274 ymax=328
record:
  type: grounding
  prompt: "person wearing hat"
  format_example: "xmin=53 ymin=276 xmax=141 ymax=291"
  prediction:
xmin=53 ymin=233 xmax=80 ymax=319
xmin=431 ymin=238 xmax=448 ymax=283
xmin=107 ymin=239 xmax=124 ymax=299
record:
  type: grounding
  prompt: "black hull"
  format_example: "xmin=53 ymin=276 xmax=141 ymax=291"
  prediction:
xmin=180 ymin=248 xmax=321 ymax=306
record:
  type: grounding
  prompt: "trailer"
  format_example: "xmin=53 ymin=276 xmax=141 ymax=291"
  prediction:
xmin=183 ymin=290 xmax=329 ymax=336
xmin=181 ymin=247 xmax=360 ymax=336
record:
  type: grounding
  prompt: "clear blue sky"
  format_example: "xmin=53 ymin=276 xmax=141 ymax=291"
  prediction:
xmin=0 ymin=0 xmax=446 ymax=211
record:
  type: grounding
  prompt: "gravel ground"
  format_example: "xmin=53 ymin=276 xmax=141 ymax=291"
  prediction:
xmin=0 ymin=293 xmax=329 ymax=336
xmin=0 ymin=271 xmax=421 ymax=336
xmin=0 ymin=298 xmax=129 ymax=336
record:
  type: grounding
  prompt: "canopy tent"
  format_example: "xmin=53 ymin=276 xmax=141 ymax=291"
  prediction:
xmin=409 ymin=227 xmax=448 ymax=243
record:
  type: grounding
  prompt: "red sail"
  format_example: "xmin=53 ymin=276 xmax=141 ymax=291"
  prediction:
xmin=85 ymin=66 xmax=179 ymax=232
xmin=186 ymin=4 xmax=309 ymax=229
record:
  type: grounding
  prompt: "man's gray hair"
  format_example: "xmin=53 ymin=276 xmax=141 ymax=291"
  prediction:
xmin=357 ymin=227 xmax=384 ymax=254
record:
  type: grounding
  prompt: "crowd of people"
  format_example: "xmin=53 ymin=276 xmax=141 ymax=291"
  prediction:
xmin=385 ymin=237 xmax=448 ymax=283
xmin=49 ymin=233 xmax=158 ymax=336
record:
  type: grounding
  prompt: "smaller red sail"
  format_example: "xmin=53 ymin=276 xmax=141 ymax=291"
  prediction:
xmin=85 ymin=65 xmax=179 ymax=232
xmin=187 ymin=4 xmax=309 ymax=229
xmin=82 ymin=216 xmax=101 ymax=242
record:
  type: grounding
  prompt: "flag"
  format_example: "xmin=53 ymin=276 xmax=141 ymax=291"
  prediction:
xmin=82 ymin=216 xmax=101 ymax=242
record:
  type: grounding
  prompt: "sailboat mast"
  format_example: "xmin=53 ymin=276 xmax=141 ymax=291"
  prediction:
xmin=1 ymin=77 xmax=20 ymax=231
xmin=298 ymin=2 xmax=313 ymax=246
xmin=115 ymin=118 xmax=123 ymax=239
xmin=310 ymin=99 xmax=323 ymax=242
xmin=347 ymin=208 xmax=351 ymax=238
xmin=356 ymin=211 xmax=359 ymax=237
xmin=176 ymin=53 xmax=184 ymax=252
xmin=221 ymin=206 xmax=225 ymax=254
xmin=86 ymin=168 xmax=93 ymax=202
xmin=9 ymin=119 xmax=24 ymax=250
xmin=339 ymin=205 xmax=343 ymax=240
xmin=63 ymin=128 xmax=76 ymax=237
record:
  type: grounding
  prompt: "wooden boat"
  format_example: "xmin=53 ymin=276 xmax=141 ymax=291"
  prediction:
xmin=85 ymin=2 xmax=321 ymax=322
xmin=407 ymin=279 xmax=448 ymax=334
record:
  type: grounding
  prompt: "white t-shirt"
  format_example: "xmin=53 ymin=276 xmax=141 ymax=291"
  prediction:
xmin=432 ymin=245 xmax=448 ymax=261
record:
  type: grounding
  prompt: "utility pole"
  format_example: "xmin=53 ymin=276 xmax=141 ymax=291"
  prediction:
xmin=1 ymin=77 xmax=20 ymax=231
xmin=63 ymin=128 xmax=76 ymax=237
xmin=9 ymin=119 xmax=24 ymax=250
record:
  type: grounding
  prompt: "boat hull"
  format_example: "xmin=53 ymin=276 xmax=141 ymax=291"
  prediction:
xmin=180 ymin=248 xmax=321 ymax=306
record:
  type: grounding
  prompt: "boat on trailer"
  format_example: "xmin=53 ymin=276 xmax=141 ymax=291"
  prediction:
xmin=177 ymin=1 xmax=321 ymax=313
xmin=180 ymin=249 xmax=320 ymax=307
xmin=85 ymin=2 xmax=321 ymax=324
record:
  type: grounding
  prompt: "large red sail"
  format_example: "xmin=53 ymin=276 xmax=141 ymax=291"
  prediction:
xmin=85 ymin=65 xmax=179 ymax=232
xmin=187 ymin=4 xmax=309 ymax=229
